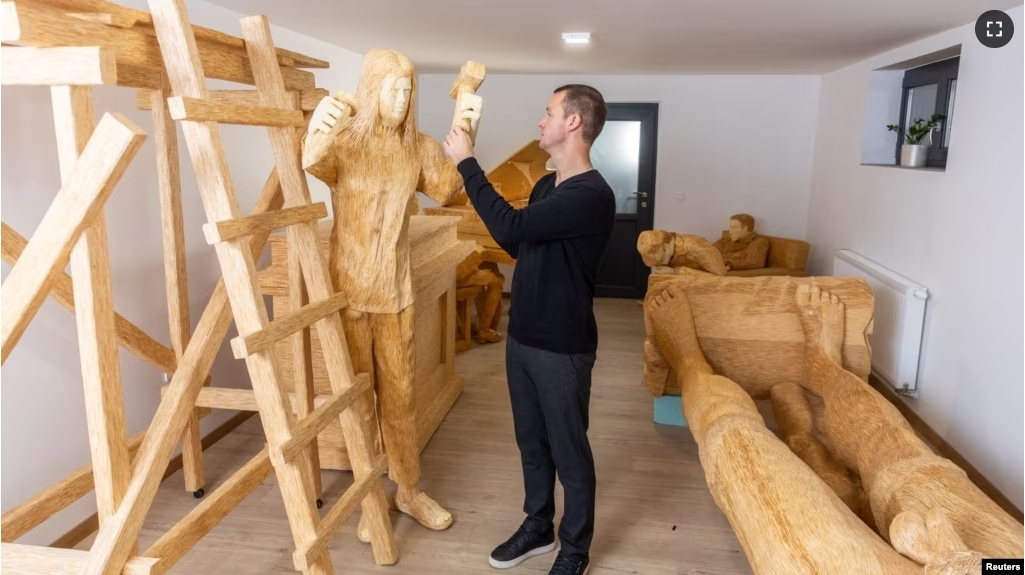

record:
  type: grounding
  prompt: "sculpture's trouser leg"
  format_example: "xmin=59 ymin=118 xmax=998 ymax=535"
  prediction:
xmin=342 ymin=309 xmax=383 ymax=455
xmin=506 ymin=335 xmax=596 ymax=559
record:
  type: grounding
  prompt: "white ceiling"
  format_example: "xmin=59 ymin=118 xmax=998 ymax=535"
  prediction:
xmin=209 ymin=0 xmax=1017 ymax=74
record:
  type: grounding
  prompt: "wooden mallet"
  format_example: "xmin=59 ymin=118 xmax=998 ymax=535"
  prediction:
xmin=450 ymin=61 xmax=486 ymax=141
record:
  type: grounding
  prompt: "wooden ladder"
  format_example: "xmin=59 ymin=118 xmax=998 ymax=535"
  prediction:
xmin=72 ymin=2 xmax=398 ymax=574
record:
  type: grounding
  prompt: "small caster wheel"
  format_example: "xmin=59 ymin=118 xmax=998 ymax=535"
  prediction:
xmin=193 ymin=488 xmax=205 ymax=499
xmin=316 ymin=499 xmax=323 ymax=509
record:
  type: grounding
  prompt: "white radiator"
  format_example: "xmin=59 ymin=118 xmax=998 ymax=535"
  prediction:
xmin=832 ymin=249 xmax=929 ymax=397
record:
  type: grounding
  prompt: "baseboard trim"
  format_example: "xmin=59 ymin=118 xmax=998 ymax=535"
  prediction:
xmin=49 ymin=411 xmax=255 ymax=549
xmin=868 ymin=374 xmax=1024 ymax=523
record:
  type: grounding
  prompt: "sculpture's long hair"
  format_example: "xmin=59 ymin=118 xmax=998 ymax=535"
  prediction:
xmin=345 ymin=48 xmax=421 ymax=152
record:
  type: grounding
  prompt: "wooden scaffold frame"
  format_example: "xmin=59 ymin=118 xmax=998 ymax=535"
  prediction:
xmin=0 ymin=0 xmax=399 ymax=573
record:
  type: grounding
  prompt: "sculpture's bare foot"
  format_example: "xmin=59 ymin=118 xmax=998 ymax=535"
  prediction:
xmin=474 ymin=328 xmax=503 ymax=344
xmin=644 ymin=283 xmax=712 ymax=377
xmin=395 ymin=487 xmax=453 ymax=531
xmin=795 ymin=284 xmax=845 ymax=365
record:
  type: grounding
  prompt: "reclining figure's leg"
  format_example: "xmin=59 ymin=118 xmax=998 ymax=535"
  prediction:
xmin=645 ymin=283 xmax=919 ymax=574
xmin=795 ymin=285 xmax=1023 ymax=559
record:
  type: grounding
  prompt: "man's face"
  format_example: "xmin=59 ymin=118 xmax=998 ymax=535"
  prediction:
xmin=379 ymin=74 xmax=412 ymax=127
xmin=728 ymin=219 xmax=750 ymax=242
xmin=538 ymin=91 xmax=570 ymax=151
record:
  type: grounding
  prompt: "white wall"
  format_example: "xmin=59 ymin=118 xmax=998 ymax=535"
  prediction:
xmin=806 ymin=6 xmax=1023 ymax=509
xmin=0 ymin=0 xmax=365 ymax=545
xmin=416 ymin=74 xmax=822 ymax=242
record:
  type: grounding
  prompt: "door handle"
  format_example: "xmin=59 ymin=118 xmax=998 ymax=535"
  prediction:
xmin=632 ymin=192 xmax=648 ymax=198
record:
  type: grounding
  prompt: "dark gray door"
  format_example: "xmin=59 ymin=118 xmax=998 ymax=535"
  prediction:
xmin=592 ymin=103 xmax=658 ymax=299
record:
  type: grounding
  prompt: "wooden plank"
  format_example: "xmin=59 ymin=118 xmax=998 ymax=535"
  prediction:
xmin=151 ymin=78 xmax=205 ymax=495
xmin=143 ymin=449 xmax=273 ymax=573
xmin=240 ymin=14 xmax=398 ymax=566
xmin=172 ymin=385 xmax=330 ymax=412
xmin=272 ymin=374 xmax=371 ymax=466
xmin=48 ymin=411 xmax=248 ymax=550
xmin=138 ymin=88 xmax=328 ymax=111
xmin=230 ymin=292 xmax=345 ymax=359
xmin=52 ymin=85 xmax=133 ymax=535
xmin=32 ymin=0 xmax=329 ymax=68
xmin=167 ymin=95 xmax=305 ymax=127
xmin=203 ymin=202 xmax=326 ymax=244
xmin=1 ymin=222 xmax=178 ymax=374
xmin=293 ymin=454 xmax=389 ymax=571
xmin=2 ymin=429 xmax=141 ymax=543
xmin=82 ymin=166 xmax=284 ymax=575
xmin=0 ymin=111 xmax=145 ymax=364
xmin=0 ymin=46 xmax=116 ymax=85
xmin=1 ymin=544 xmax=158 ymax=575
xmin=6 ymin=1 xmax=315 ymax=90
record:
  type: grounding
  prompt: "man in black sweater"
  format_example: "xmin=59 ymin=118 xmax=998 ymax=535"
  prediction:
xmin=442 ymin=84 xmax=615 ymax=575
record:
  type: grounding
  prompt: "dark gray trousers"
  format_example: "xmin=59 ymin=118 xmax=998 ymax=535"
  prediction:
xmin=506 ymin=335 xmax=596 ymax=559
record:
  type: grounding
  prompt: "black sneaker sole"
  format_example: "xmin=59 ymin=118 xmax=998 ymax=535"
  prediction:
xmin=488 ymin=542 xmax=557 ymax=569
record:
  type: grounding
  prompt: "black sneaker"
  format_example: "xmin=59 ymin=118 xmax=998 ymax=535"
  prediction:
xmin=548 ymin=553 xmax=589 ymax=575
xmin=488 ymin=525 xmax=557 ymax=569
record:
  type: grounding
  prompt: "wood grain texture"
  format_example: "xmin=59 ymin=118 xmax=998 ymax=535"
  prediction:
xmin=203 ymin=202 xmax=326 ymax=245
xmin=167 ymin=95 xmax=306 ymax=127
xmin=0 ymin=222 xmax=179 ymax=376
xmin=642 ymin=272 xmax=874 ymax=399
xmin=136 ymin=88 xmax=327 ymax=111
xmin=151 ymin=77 xmax=205 ymax=495
xmin=1 ymin=111 xmax=145 ymax=364
xmin=5 ymin=1 xmax=315 ymax=90
xmin=273 ymin=374 xmax=372 ymax=466
xmin=241 ymin=13 xmax=397 ymax=565
xmin=0 ymin=544 xmax=158 ymax=575
xmin=0 ymin=45 xmax=117 ymax=85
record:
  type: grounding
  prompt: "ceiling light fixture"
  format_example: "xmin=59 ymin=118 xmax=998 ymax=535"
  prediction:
xmin=562 ymin=32 xmax=590 ymax=44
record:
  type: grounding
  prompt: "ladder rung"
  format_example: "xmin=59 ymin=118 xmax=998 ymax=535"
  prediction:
xmin=203 ymin=202 xmax=327 ymax=244
xmin=270 ymin=374 xmax=371 ymax=467
xmin=230 ymin=292 xmax=346 ymax=359
xmin=167 ymin=385 xmax=330 ymax=413
xmin=167 ymin=96 xmax=306 ymax=127
xmin=293 ymin=454 xmax=389 ymax=572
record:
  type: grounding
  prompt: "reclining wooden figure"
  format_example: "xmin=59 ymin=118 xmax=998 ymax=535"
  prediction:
xmin=642 ymin=277 xmax=1024 ymax=573
xmin=301 ymin=49 xmax=485 ymax=537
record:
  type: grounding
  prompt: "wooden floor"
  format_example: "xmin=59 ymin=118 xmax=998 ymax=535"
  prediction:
xmin=79 ymin=298 xmax=758 ymax=574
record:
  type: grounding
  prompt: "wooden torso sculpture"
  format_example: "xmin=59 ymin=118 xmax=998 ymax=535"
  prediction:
xmin=301 ymin=49 xmax=484 ymax=536
xmin=711 ymin=213 xmax=769 ymax=271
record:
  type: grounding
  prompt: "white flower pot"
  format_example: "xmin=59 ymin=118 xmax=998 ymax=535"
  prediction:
xmin=901 ymin=144 xmax=928 ymax=168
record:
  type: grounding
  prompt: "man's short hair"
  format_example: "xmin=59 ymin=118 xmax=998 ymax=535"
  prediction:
xmin=553 ymin=84 xmax=607 ymax=144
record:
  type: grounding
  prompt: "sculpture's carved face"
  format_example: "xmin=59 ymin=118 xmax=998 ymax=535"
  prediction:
xmin=637 ymin=230 xmax=675 ymax=267
xmin=728 ymin=218 xmax=751 ymax=242
xmin=379 ymin=74 xmax=412 ymax=127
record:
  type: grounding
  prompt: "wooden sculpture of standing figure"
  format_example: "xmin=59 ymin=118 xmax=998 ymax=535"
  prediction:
xmin=301 ymin=49 xmax=484 ymax=536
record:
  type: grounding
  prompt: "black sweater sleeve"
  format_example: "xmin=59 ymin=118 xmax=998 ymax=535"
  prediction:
xmin=457 ymin=157 xmax=608 ymax=249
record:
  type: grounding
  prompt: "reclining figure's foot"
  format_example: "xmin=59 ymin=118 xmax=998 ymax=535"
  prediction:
xmin=644 ymin=283 xmax=712 ymax=377
xmin=795 ymin=284 xmax=845 ymax=366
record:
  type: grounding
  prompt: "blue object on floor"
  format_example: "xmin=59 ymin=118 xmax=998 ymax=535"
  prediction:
xmin=653 ymin=395 xmax=687 ymax=427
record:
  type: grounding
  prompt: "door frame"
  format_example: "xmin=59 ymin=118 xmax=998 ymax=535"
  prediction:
xmin=594 ymin=102 xmax=659 ymax=299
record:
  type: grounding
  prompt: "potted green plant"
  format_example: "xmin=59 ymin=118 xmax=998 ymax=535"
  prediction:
xmin=887 ymin=113 xmax=945 ymax=167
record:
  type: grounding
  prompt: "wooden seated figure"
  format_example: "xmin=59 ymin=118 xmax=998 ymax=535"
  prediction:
xmin=636 ymin=230 xmax=727 ymax=276
xmin=455 ymin=246 xmax=505 ymax=347
xmin=712 ymin=213 xmax=770 ymax=272
xmin=713 ymin=213 xmax=810 ymax=277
